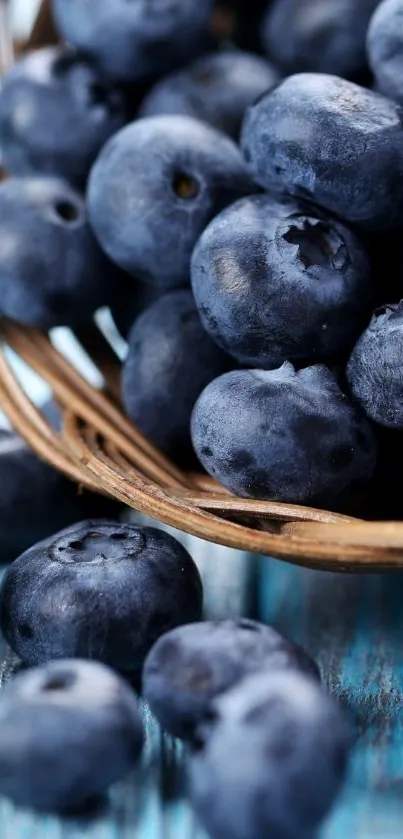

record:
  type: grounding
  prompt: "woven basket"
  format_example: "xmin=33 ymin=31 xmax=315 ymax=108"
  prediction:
xmin=1 ymin=0 xmax=403 ymax=573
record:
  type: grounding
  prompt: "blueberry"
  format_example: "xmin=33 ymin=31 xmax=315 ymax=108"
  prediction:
xmin=347 ymin=302 xmax=403 ymax=428
xmin=0 ymin=47 xmax=127 ymax=187
xmin=0 ymin=659 xmax=143 ymax=812
xmin=52 ymin=0 xmax=214 ymax=84
xmin=0 ymin=520 xmax=203 ymax=675
xmin=143 ymin=618 xmax=319 ymax=740
xmin=188 ymin=671 xmax=351 ymax=839
xmin=139 ymin=50 xmax=279 ymax=140
xmin=241 ymin=73 xmax=403 ymax=231
xmin=191 ymin=363 xmax=376 ymax=505
xmin=0 ymin=176 xmax=116 ymax=329
xmin=191 ymin=194 xmax=372 ymax=368
xmin=122 ymin=290 xmax=230 ymax=462
xmin=0 ymin=426 xmax=119 ymax=562
xmin=88 ymin=115 xmax=255 ymax=288
xmin=111 ymin=277 xmax=162 ymax=340
xmin=367 ymin=0 xmax=403 ymax=104
xmin=262 ymin=0 xmax=379 ymax=81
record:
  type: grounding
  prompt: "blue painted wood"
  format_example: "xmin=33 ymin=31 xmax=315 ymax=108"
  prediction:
xmin=0 ymin=550 xmax=402 ymax=838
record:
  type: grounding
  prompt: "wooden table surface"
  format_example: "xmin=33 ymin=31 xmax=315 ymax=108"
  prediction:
xmin=0 ymin=531 xmax=401 ymax=839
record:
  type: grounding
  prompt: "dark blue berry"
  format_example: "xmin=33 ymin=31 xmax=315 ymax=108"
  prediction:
xmin=262 ymin=0 xmax=379 ymax=81
xmin=0 ymin=659 xmax=143 ymax=812
xmin=0 ymin=176 xmax=116 ymax=329
xmin=52 ymin=0 xmax=214 ymax=83
xmin=188 ymin=671 xmax=351 ymax=839
xmin=139 ymin=50 xmax=279 ymax=140
xmin=122 ymin=290 xmax=230 ymax=462
xmin=0 ymin=47 xmax=127 ymax=187
xmin=367 ymin=0 xmax=403 ymax=104
xmin=347 ymin=302 xmax=403 ymax=428
xmin=241 ymin=73 xmax=403 ymax=231
xmin=191 ymin=194 xmax=372 ymax=368
xmin=0 ymin=425 xmax=119 ymax=562
xmin=143 ymin=619 xmax=319 ymax=740
xmin=88 ymin=115 xmax=255 ymax=288
xmin=0 ymin=520 xmax=203 ymax=675
xmin=191 ymin=364 xmax=377 ymax=505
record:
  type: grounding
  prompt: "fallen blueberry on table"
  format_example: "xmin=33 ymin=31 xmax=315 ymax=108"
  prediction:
xmin=143 ymin=618 xmax=319 ymax=740
xmin=139 ymin=49 xmax=279 ymax=140
xmin=52 ymin=0 xmax=214 ymax=83
xmin=122 ymin=290 xmax=231 ymax=462
xmin=0 ymin=46 xmax=128 ymax=187
xmin=191 ymin=363 xmax=377 ymax=505
xmin=0 ymin=176 xmax=116 ymax=329
xmin=0 ymin=659 xmax=143 ymax=813
xmin=347 ymin=302 xmax=403 ymax=428
xmin=367 ymin=0 xmax=403 ymax=104
xmin=87 ymin=115 xmax=254 ymax=288
xmin=241 ymin=72 xmax=403 ymax=230
xmin=191 ymin=193 xmax=372 ymax=367
xmin=188 ymin=670 xmax=351 ymax=839
xmin=0 ymin=520 xmax=203 ymax=675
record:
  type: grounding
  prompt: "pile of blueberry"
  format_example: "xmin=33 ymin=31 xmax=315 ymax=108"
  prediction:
xmin=2 ymin=0 xmax=403 ymax=516
xmin=1 ymin=0 xmax=403 ymax=828
xmin=0 ymin=516 xmax=350 ymax=838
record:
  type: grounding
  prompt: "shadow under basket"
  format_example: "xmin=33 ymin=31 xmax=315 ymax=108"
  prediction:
xmin=2 ymin=1 xmax=403 ymax=573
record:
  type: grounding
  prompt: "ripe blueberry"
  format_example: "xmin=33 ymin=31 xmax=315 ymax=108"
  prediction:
xmin=0 ymin=176 xmax=116 ymax=329
xmin=143 ymin=619 xmax=319 ymax=740
xmin=87 ymin=115 xmax=255 ymax=288
xmin=241 ymin=73 xmax=403 ymax=230
xmin=191 ymin=364 xmax=377 ymax=506
xmin=0 ymin=659 xmax=143 ymax=812
xmin=191 ymin=193 xmax=372 ymax=367
xmin=0 ymin=520 xmax=203 ymax=676
xmin=122 ymin=290 xmax=230 ymax=462
xmin=188 ymin=671 xmax=351 ymax=839
xmin=0 ymin=47 xmax=127 ymax=187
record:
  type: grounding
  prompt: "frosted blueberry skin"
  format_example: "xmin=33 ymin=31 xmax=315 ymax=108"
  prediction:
xmin=0 ymin=47 xmax=127 ymax=187
xmin=191 ymin=193 xmax=372 ymax=368
xmin=143 ymin=619 xmax=319 ymax=740
xmin=122 ymin=290 xmax=231 ymax=462
xmin=188 ymin=671 xmax=351 ymax=839
xmin=88 ymin=115 xmax=255 ymax=289
xmin=241 ymin=73 xmax=403 ymax=231
xmin=262 ymin=0 xmax=379 ymax=81
xmin=139 ymin=50 xmax=279 ymax=140
xmin=347 ymin=302 xmax=403 ymax=428
xmin=0 ymin=176 xmax=116 ymax=329
xmin=0 ymin=659 xmax=143 ymax=812
xmin=52 ymin=0 xmax=214 ymax=84
xmin=191 ymin=364 xmax=377 ymax=506
xmin=0 ymin=520 xmax=203 ymax=676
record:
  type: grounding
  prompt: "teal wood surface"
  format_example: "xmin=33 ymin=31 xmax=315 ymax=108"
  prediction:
xmin=0 ymin=539 xmax=402 ymax=839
